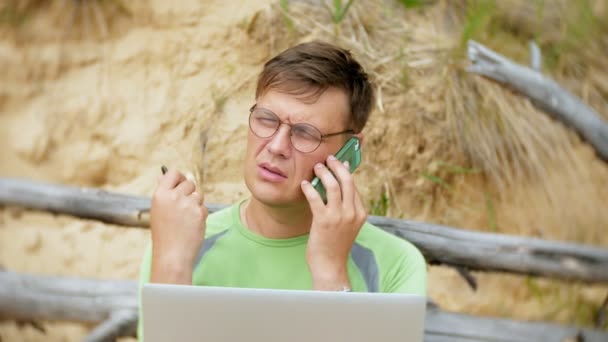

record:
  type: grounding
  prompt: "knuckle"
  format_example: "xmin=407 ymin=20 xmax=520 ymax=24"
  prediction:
xmin=343 ymin=211 xmax=355 ymax=222
xmin=177 ymin=199 xmax=189 ymax=211
xmin=358 ymin=211 xmax=368 ymax=223
xmin=187 ymin=199 xmax=198 ymax=210
xmin=168 ymin=191 xmax=179 ymax=202
xmin=179 ymin=179 xmax=192 ymax=190
xmin=342 ymin=172 xmax=353 ymax=184
xmin=327 ymin=214 xmax=339 ymax=225
xmin=170 ymin=169 xmax=183 ymax=177
xmin=325 ymin=179 xmax=339 ymax=191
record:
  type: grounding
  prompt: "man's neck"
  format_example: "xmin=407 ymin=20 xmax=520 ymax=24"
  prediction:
xmin=243 ymin=197 xmax=313 ymax=239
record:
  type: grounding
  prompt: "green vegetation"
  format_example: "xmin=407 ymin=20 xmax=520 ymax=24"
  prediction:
xmin=484 ymin=192 xmax=497 ymax=232
xmin=369 ymin=191 xmax=389 ymax=216
xmin=421 ymin=172 xmax=452 ymax=192
xmin=459 ymin=0 xmax=497 ymax=50
xmin=398 ymin=0 xmax=425 ymax=8
xmin=279 ymin=0 xmax=295 ymax=32
xmin=421 ymin=161 xmax=480 ymax=193
xmin=329 ymin=0 xmax=354 ymax=24
xmin=456 ymin=0 xmax=607 ymax=71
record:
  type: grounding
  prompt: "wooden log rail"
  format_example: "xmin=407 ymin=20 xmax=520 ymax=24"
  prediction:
xmin=1 ymin=271 xmax=607 ymax=342
xmin=1 ymin=177 xmax=607 ymax=284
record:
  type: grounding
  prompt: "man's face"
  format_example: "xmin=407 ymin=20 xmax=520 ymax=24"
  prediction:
xmin=244 ymin=87 xmax=351 ymax=207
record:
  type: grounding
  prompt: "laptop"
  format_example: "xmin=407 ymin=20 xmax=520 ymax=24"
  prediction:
xmin=142 ymin=284 xmax=426 ymax=342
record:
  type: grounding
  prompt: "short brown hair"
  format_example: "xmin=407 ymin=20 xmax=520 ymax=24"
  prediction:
xmin=256 ymin=41 xmax=375 ymax=133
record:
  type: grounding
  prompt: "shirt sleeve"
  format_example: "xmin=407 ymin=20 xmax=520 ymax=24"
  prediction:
xmin=382 ymin=240 xmax=427 ymax=295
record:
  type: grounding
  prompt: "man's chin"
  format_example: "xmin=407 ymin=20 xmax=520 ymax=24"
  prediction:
xmin=249 ymin=184 xmax=305 ymax=208
xmin=253 ymin=192 xmax=298 ymax=208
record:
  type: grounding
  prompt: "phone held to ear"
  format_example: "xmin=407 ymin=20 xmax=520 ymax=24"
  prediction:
xmin=311 ymin=136 xmax=361 ymax=203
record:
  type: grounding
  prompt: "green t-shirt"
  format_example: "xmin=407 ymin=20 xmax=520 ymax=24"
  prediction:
xmin=137 ymin=202 xmax=427 ymax=340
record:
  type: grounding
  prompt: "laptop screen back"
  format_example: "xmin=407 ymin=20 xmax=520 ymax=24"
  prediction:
xmin=142 ymin=284 xmax=426 ymax=342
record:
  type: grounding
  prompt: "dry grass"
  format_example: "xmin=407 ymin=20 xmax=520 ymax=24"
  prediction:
xmin=0 ymin=0 xmax=132 ymax=41
xmin=445 ymin=0 xmax=608 ymax=189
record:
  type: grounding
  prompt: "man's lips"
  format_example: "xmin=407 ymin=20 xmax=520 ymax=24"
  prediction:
xmin=258 ymin=163 xmax=287 ymax=183
xmin=259 ymin=163 xmax=287 ymax=178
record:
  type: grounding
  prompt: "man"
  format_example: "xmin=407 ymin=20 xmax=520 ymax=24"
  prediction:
xmin=137 ymin=41 xmax=426 ymax=339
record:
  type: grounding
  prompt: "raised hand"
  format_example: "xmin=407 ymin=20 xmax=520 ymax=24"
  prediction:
xmin=301 ymin=155 xmax=367 ymax=290
xmin=150 ymin=168 xmax=207 ymax=284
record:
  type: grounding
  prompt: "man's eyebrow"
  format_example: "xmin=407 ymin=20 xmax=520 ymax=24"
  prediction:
xmin=254 ymin=105 xmax=298 ymax=125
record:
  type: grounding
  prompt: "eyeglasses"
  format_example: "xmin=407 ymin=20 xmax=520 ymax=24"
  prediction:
xmin=248 ymin=105 xmax=354 ymax=153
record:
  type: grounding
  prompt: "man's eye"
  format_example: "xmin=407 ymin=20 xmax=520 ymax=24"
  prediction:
xmin=293 ymin=126 xmax=318 ymax=141
xmin=257 ymin=116 xmax=278 ymax=126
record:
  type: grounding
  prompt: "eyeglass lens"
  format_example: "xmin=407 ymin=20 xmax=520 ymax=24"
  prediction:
xmin=249 ymin=108 xmax=323 ymax=153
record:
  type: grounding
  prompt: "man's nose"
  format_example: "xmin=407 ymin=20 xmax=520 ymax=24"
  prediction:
xmin=267 ymin=125 xmax=292 ymax=157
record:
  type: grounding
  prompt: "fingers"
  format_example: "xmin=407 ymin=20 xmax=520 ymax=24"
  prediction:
xmin=200 ymin=205 xmax=209 ymax=219
xmin=175 ymin=179 xmax=196 ymax=196
xmin=353 ymin=187 xmax=367 ymax=221
xmin=158 ymin=168 xmax=186 ymax=189
xmin=301 ymin=180 xmax=326 ymax=213
xmin=191 ymin=191 xmax=204 ymax=206
xmin=157 ymin=167 xmax=199 ymax=197
xmin=306 ymin=155 xmax=361 ymax=216
xmin=313 ymin=162 xmax=341 ymax=205
xmin=326 ymin=156 xmax=354 ymax=208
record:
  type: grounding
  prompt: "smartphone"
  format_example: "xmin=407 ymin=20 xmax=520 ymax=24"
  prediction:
xmin=311 ymin=136 xmax=362 ymax=203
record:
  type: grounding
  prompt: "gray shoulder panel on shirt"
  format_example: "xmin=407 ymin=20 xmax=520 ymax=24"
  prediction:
xmin=193 ymin=230 xmax=380 ymax=292
xmin=193 ymin=230 xmax=230 ymax=269
xmin=351 ymin=242 xmax=380 ymax=292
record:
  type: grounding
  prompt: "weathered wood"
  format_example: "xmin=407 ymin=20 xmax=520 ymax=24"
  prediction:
xmin=1 ymin=177 xmax=608 ymax=284
xmin=369 ymin=215 xmax=608 ymax=283
xmin=0 ymin=177 xmax=225 ymax=227
xmin=83 ymin=310 xmax=138 ymax=342
xmin=1 ymin=271 xmax=606 ymax=342
xmin=0 ymin=177 xmax=152 ymax=227
xmin=528 ymin=40 xmax=541 ymax=72
xmin=454 ymin=266 xmax=477 ymax=291
xmin=0 ymin=270 xmax=137 ymax=323
xmin=424 ymin=308 xmax=607 ymax=342
xmin=467 ymin=40 xmax=608 ymax=162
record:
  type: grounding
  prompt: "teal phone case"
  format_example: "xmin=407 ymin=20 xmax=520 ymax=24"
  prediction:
xmin=311 ymin=137 xmax=361 ymax=203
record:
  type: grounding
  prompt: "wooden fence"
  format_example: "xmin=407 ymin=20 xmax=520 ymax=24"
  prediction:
xmin=1 ymin=177 xmax=607 ymax=341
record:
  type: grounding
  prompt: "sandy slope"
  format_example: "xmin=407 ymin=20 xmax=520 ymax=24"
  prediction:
xmin=0 ymin=0 xmax=268 ymax=340
xmin=0 ymin=0 xmax=607 ymax=340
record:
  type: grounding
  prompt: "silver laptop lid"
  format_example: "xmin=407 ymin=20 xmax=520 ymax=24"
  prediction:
xmin=142 ymin=284 xmax=426 ymax=342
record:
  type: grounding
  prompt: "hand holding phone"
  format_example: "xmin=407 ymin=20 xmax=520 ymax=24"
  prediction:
xmin=300 ymin=136 xmax=367 ymax=290
xmin=311 ymin=136 xmax=361 ymax=203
